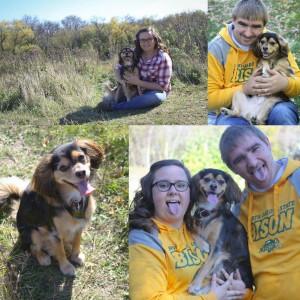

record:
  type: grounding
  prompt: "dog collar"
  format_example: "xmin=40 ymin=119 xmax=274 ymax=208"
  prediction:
xmin=65 ymin=197 xmax=89 ymax=219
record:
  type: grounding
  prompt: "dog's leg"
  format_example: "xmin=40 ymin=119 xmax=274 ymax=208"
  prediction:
xmin=70 ymin=231 xmax=85 ymax=266
xmin=121 ymin=82 xmax=131 ymax=101
xmin=52 ymin=238 xmax=76 ymax=276
xmin=30 ymin=229 xmax=51 ymax=266
xmin=188 ymin=252 xmax=216 ymax=295
xmin=255 ymin=97 xmax=279 ymax=124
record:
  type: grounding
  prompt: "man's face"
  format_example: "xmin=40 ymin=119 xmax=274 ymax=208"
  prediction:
xmin=232 ymin=17 xmax=264 ymax=46
xmin=227 ymin=133 xmax=276 ymax=190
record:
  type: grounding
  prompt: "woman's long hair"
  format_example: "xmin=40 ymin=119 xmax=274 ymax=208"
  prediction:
xmin=134 ymin=27 xmax=170 ymax=61
xmin=129 ymin=159 xmax=193 ymax=233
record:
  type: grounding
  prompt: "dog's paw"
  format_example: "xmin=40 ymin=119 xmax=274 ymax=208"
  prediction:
xmin=60 ymin=262 xmax=76 ymax=277
xmin=220 ymin=107 xmax=229 ymax=115
xmin=188 ymin=284 xmax=210 ymax=295
xmin=37 ymin=253 xmax=51 ymax=266
xmin=70 ymin=252 xmax=85 ymax=266
xmin=188 ymin=284 xmax=202 ymax=295
xmin=250 ymin=116 xmax=260 ymax=125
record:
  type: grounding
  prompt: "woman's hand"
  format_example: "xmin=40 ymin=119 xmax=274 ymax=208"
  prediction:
xmin=123 ymin=72 xmax=141 ymax=85
xmin=211 ymin=272 xmax=246 ymax=300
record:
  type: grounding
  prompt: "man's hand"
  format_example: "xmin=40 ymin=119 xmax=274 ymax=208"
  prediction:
xmin=243 ymin=68 xmax=288 ymax=97
xmin=253 ymin=69 xmax=288 ymax=96
xmin=242 ymin=68 xmax=262 ymax=96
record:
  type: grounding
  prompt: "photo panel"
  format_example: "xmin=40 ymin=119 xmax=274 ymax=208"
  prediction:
xmin=208 ymin=0 xmax=300 ymax=125
xmin=129 ymin=124 xmax=300 ymax=298
xmin=0 ymin=124 xmax=128 ymax=299
xmin=0 ymin=0 xmax=207 ymax=126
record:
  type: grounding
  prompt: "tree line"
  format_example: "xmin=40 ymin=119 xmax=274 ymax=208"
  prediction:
xmin=0 ymin=10 xmax=207 ymax=62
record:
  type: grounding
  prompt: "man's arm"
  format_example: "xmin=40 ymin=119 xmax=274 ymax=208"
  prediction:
xmin=208 ymin=52 xmax=243 ymax=110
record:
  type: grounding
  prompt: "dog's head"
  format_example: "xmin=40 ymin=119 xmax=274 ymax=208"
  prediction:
xmin=191 ymin=169 xmax=242 ymax=224
xmin=31 ymin=140 xmax=104 ymax=202
xmin=119 ymin=47 xmax=136 ymax=67
xmin=252 ymin=32 xmax=289 ymax=60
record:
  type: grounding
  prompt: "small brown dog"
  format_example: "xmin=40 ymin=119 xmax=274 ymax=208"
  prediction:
xmin=188 ymin=169 xmax=253 ymax=295
xmin=0 ymin=140 xmax=104 ymax=276
xmin=221 ymin=32 xmax=294 ymax=124
xmin=105 ymin=47 xmax=142 ymax=102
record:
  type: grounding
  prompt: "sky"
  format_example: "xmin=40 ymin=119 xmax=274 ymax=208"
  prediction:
xmin=0 ymin=0 xmax=207 ymax=22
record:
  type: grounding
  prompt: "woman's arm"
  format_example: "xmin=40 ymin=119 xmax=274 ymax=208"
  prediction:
xmin=129 ymin=243 xmax=217 ymax=300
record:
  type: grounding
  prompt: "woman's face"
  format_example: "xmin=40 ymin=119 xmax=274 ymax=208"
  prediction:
xmin=138 ymin=31 xmax=156 ymax=53
xmin=152 ymin=165 xmax=190 ymax=228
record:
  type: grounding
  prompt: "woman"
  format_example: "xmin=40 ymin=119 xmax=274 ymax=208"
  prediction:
xmin=129 ymin=159 xmax=248 ymax=299
xmin=101 ymin=27 xmax=172 ymax=111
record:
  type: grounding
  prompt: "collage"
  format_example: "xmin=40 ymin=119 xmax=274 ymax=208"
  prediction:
xmin=0 ymin=0 xmax=300 ymax=299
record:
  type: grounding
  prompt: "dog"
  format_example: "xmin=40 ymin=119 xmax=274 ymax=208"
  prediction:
xmin=104 ymin=47 xmax=142 ymax=103
xmin=0 ymin=140 xmax=104 ymax=276
xmin=188 ymin=169 xmax=253 ymax=295
xmin=221 ymin=32 xmax=294 ymax=124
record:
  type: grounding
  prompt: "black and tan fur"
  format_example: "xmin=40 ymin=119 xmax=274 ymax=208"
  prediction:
xmin=105 ymin=47 xmax=142 ymax=102
xmin=222 ymin=32 xmax=294 ymax=124
xmin=188 ymin=169 xmax=253 ymax=295
xmin=0 ymin=140 xmax=104 ymax=276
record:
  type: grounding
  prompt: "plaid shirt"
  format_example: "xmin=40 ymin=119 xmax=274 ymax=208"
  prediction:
xmin=138 ymin=50 xmax=172 ymax=93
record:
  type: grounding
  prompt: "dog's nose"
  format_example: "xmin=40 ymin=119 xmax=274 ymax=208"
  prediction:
xmin=75 ymin=170 xmax=86 ymax=179
xmin=210 ymin=183 xmax=217 ymax=191
xmin=262 ymin=47 xmax=268 ymax=51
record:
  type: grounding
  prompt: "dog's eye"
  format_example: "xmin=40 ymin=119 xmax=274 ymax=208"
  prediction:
xmin=78 ymin=155 xmax=85 ymax=162
xmin=269 ymin=41 xmax=276 ymax=46
xmin=203 ymin=178 xmax=210 ymax=183
xmin=217 ymin=180 xmax=225 ymax=185
xmin=59 ymin=165 xmax=69 ymax=172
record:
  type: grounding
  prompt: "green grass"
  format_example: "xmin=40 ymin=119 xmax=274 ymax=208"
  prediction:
xmin=0 ymin=53 xmax=207 ymax=126
xmin=0 ymin=125 xmax=128 ymax=300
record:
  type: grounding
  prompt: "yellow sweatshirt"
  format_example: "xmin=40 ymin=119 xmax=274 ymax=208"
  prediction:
xmin=239 ymin=158 xmax=300 ymax=299
xmin=208 ymin=24 xmax=300 ymax=111
xmin=129 ymin=219 xmax=216 ymax=300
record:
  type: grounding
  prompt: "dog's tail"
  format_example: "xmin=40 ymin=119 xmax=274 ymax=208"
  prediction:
xmin=0 ymin=177 xmax=29 ymax=217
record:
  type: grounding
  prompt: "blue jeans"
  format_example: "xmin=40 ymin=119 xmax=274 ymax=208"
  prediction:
xmin=112 ymin=90 xmax=167 ymax=110
xmin=212 ymin=100 xmax=299 ymax=125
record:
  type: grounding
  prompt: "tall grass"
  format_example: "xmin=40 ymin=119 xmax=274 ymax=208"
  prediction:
xmin=0 ymin=50 xmax=109 ymax=114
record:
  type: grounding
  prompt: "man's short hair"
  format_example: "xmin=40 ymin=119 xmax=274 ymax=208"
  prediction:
xmin=219 ymin=126 xmax=268 ymax=169
xmin=232 ymin=0 xmax=268 ymax=25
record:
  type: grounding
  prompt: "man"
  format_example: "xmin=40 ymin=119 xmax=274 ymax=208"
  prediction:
xmin=219 ymin=126 xmax=300 ymax=299
xmin=208 ymin=0 xmax=300 ymax=125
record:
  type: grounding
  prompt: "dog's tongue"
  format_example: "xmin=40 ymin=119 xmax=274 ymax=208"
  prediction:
xmin=77 ymin=181 xmax=95 ymax=196
xmin=207 ymin=194 xmax=218 ymax=205
xmin=167 ymin=202 xmax=180 ymax=215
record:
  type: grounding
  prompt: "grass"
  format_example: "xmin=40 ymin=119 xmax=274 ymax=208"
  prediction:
xmin=0 ymin=52 xmax=207 ymax=126
xmin=0 ymin=125 xmax=128 ymax=300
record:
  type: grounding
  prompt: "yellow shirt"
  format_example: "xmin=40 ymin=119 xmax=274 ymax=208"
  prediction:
xmin=240 ymin=159 xmax=300 ymax=299
xmin=129 ymin=219 xmax=216 ymax=300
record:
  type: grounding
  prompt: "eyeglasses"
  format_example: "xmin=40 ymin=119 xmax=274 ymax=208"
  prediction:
xmin=139 ymin=37 xmax=154 ymax=43
xmin=152 ymin=180 xmax=189 ymax=192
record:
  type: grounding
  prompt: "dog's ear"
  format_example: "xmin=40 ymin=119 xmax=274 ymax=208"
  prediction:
xmin=190 ymin=172 xmax=201 ymax=203
xmin=224 ymin=173 xmax=242 ymax=204
xmin=76 ymin=140 xmax=104 ymax=169
xmin=252 ymin=33 xmax=263 ymax=58
xmin=132 ymin=48 xmax=138 ymax=65
xmin=277 ymin=34 xmax=289 ymax=58
xmin=118 ymin=50 xmax=123 ymax=64
xmin=32 ymin=154 xmax=57 ymax=198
